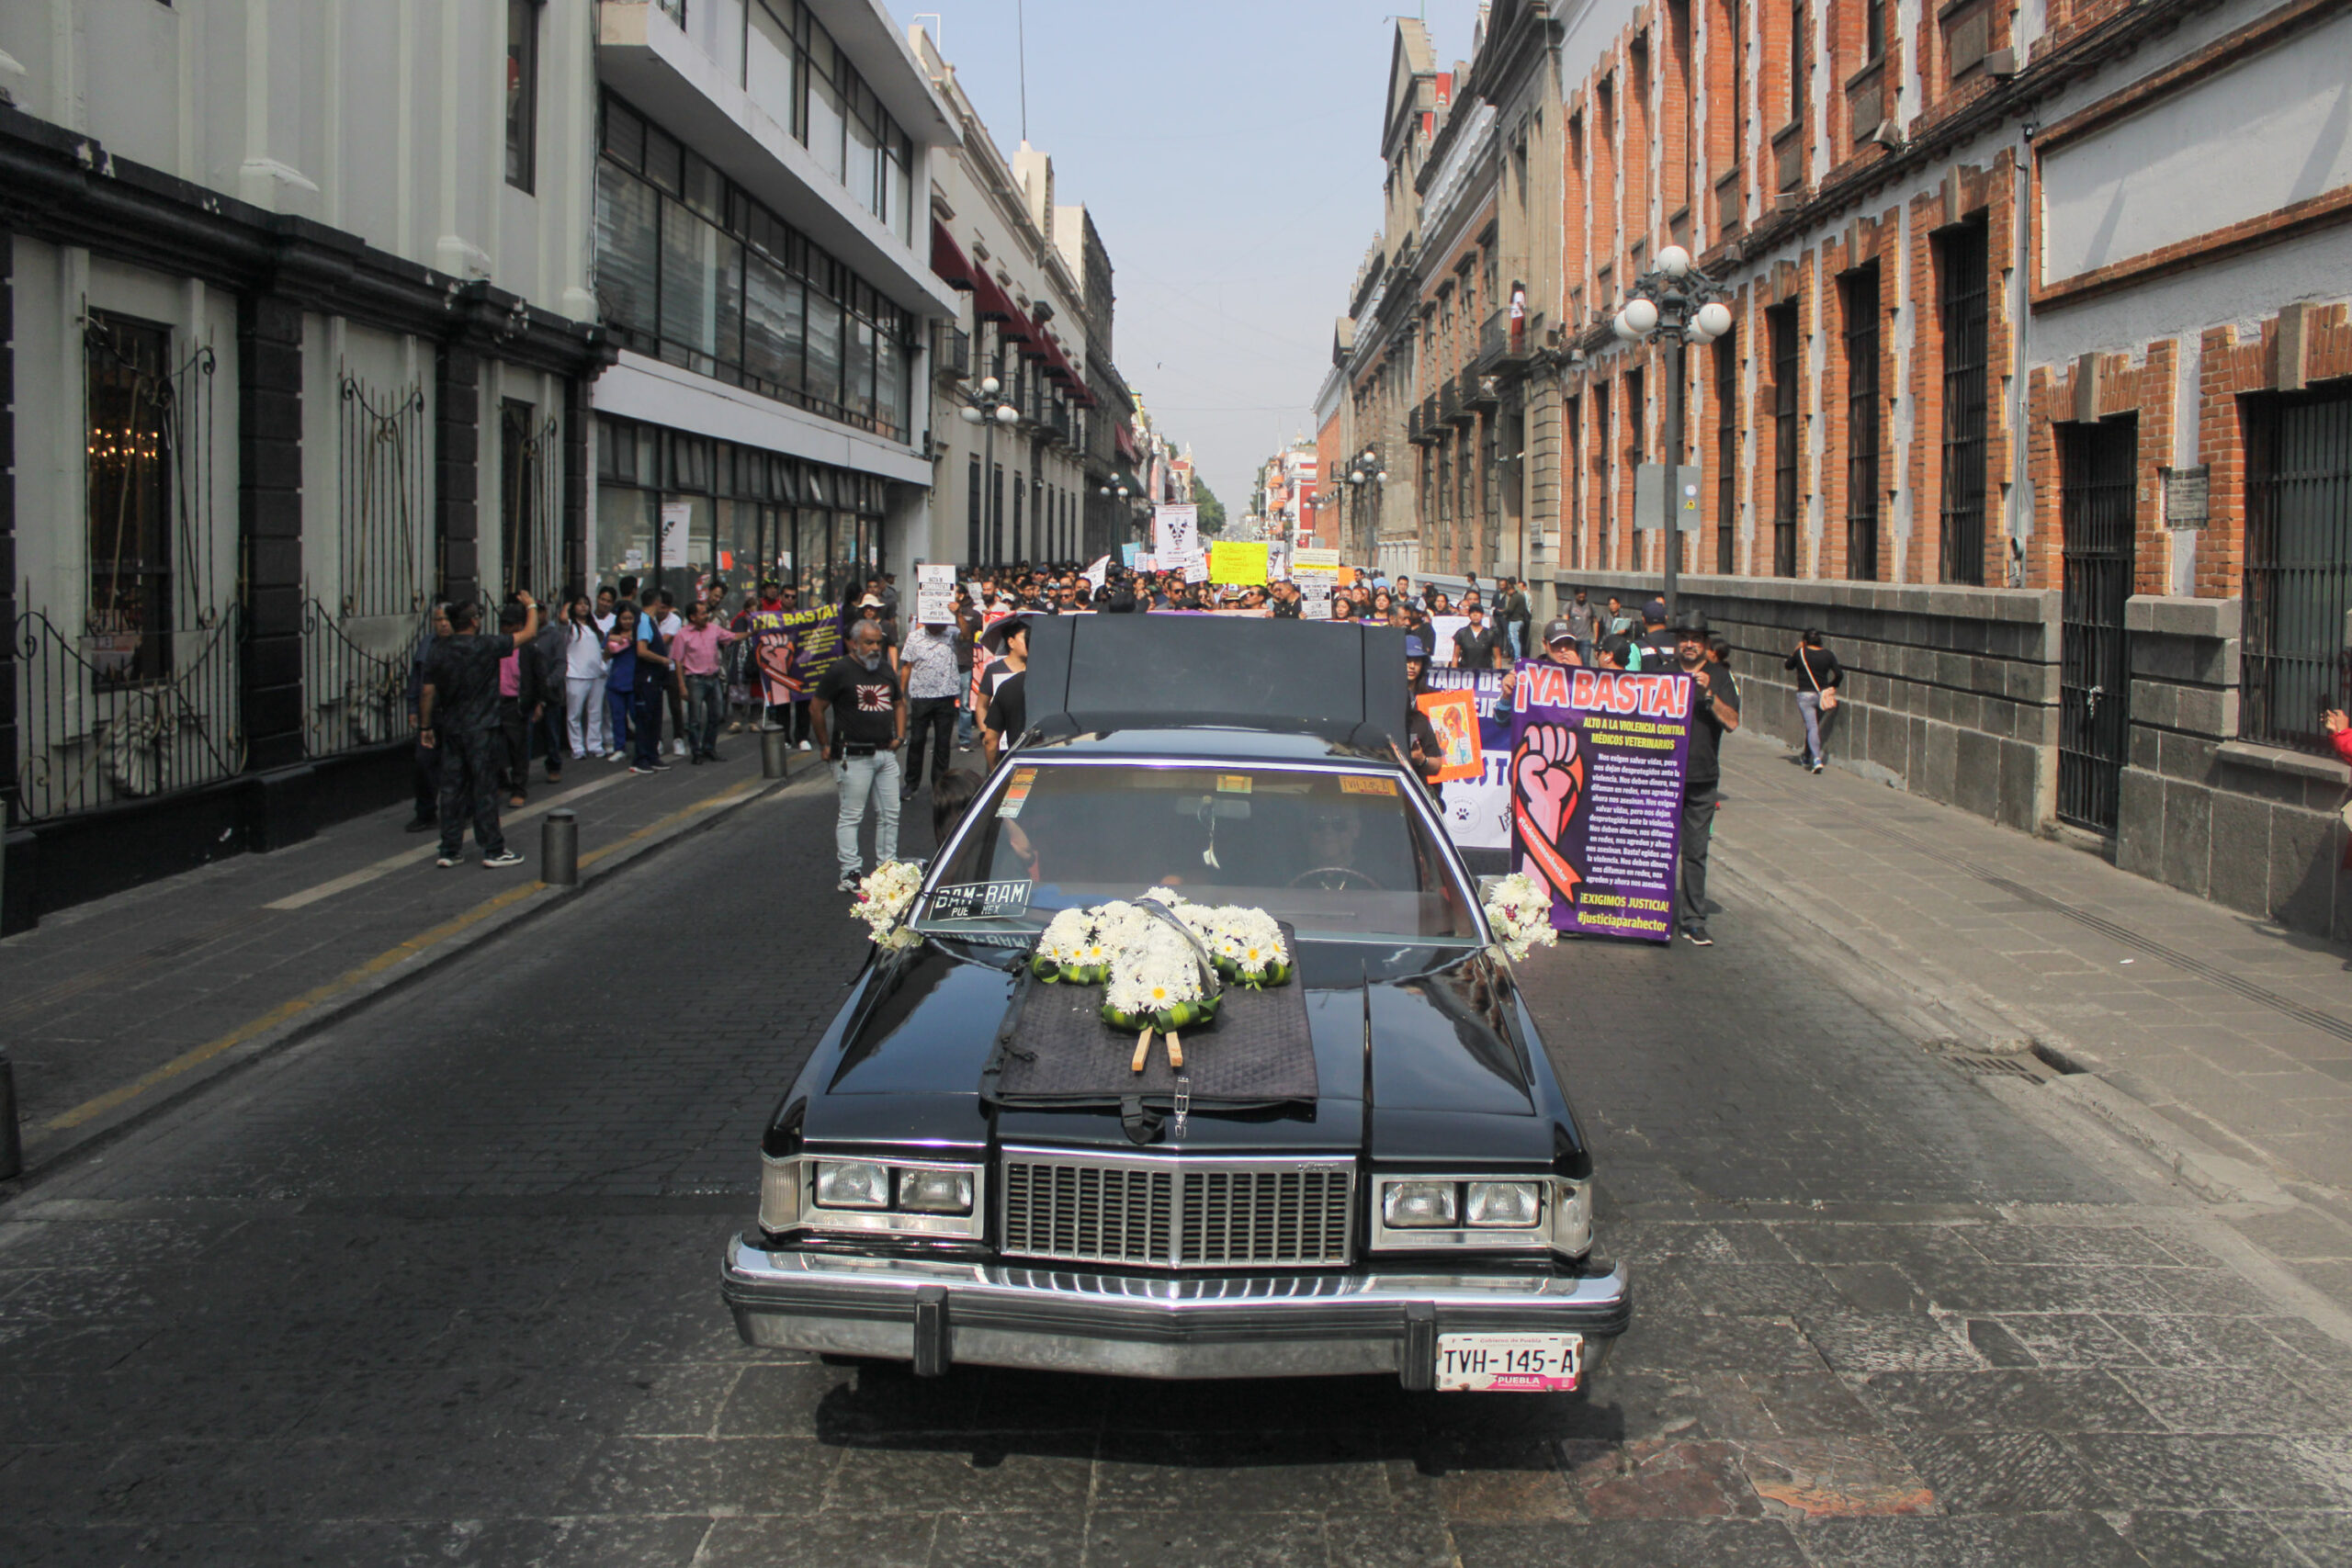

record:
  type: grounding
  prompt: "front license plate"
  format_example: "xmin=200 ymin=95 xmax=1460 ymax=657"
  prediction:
xmin=1434 ymin=1332 xmax=1583 ymax=1393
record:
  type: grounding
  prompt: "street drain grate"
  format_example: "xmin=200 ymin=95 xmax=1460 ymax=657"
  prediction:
xmin=1939 ymin=1051 xmax=2049 ymax=1082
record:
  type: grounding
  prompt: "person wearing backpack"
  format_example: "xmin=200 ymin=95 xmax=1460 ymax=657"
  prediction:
xmin=1785 ymin=628 xmax=1843 ymax=774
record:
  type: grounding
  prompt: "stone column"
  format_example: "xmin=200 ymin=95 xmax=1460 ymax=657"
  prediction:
xmin=563 ymin=376 xmax=591 ymax=595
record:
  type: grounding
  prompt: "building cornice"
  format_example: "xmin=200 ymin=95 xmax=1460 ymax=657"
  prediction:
xmin=0 ymin=107 xmax=612 ymax=378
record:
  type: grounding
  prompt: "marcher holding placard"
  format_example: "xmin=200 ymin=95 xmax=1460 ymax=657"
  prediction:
xmin=1675 ymin=613 xmax=1740 ymax=946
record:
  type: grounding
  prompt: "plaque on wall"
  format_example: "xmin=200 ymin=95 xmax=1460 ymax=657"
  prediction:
xmin=2162 ymin=465 xmax=2210 ymax=529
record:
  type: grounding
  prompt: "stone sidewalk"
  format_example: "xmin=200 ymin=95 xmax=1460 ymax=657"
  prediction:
xmin=0 ymin=732 xmax=839 ymax=1181
xmin=1711 ymin=731 xmax=2352 ymax=1316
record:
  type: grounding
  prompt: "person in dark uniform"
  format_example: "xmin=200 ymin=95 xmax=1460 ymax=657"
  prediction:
xmin=1403 ymin=636 xmax=1445 ymax=795
xmin=418 ymin=592 xmax=541 ymax=869
xmin=1672 ymin=611 xmax=1740 ymax=946
xmin=403 ymin=603 xmax=453 ymax=832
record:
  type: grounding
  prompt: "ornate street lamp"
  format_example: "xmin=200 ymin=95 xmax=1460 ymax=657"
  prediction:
xmin=1612 ymin=244 xmax=1735 ymax=619
xmin=955 ymin=374 xmax=1021 ymax=563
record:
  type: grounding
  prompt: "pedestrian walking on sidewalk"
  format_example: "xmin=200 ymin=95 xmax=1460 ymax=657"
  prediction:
xmin=403 ymin=603 xmax=453 ymax=832
xmin=563 ymin=596 xmax=611 ymax=759
xmin=1786 ymin=629 xmax=1842 ymax=773
xmin=630 ymin=592 xmax=679 ymax=774
xmin=670 ymin=599 xmax=743 ymax=763
xmin=1672 ymin=612 xmax=1741 ymax=946
xmin=813 ymin=621 xmax=908 ymax=892
xmin=418 ymin=592 xmax=540 ymax=869
xmin=603 ymin=605 xmax=638 ymax=761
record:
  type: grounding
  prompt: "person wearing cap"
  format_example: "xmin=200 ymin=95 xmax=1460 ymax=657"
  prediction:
xmin=1673 ymin=611 xmax=1740 ymax=946
xmin=1402 ymin=637 xmax=1445 ymax=795
xmin=1636 ymin=598 xmax=1674 ymax=670
xmin=1499 ymin=619 xmax=1586 ymax=701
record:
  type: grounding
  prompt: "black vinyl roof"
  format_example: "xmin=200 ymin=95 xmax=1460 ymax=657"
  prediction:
xmin=1020 ymin=615 xmax=1410 ymax=753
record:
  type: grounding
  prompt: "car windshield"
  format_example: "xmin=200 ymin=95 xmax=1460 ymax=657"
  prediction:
xmin=917 ymin=761 xmax=1479 ymax=942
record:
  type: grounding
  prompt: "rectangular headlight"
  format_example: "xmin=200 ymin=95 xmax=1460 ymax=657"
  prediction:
xmin=1382 ymin=1179 xmax=1458 ymax=1227
xmin=814 ymin=1160 xmax=892 ymax=1210
xmin=1466 ymin=1180 xmax=1543 ymax=1227
xmin=899 ymin=1168 xmax=974 ymax=1214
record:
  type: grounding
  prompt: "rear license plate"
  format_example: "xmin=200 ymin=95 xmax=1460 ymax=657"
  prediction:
xmin=1434 ymin=1332 xmax=1583 ymax=1392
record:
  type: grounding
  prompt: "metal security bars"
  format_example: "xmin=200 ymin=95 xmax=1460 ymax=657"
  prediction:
xmin=2243 ymin=386 xmax=2352 ymax=752
xmin=12 ymin=315 xmax=242 ymax=825
xmin=2057 ymin=421 xmax=2137 ymax=833
xmin=301 ymin=600 xmax=420 ymax=760
xmin=336 ymin=375 xmax=431 ymax=618
xmin=1843 ymin=267 xmax=1882 ymax=581
xmin=1938 ymin=224 xmax=1989 ymax=586
xmin=501 ymin=401 xmax=563 ymax=597
xmin=1770 ymin=305 xmax=1799 ymax=578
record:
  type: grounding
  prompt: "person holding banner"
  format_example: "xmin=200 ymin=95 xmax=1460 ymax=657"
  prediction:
xmin=1672 ymin=613 xmax=1741 ymax=947
xmin=1401 ymin=637 xmax=1445 ymax=795
xmin=898 ymin=614 xmax=962 ymax=798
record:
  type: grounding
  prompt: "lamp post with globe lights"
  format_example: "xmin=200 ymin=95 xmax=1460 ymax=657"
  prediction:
xmin=1611 ymin=245 xmax=1735 ymax=620
xmin=1343 ymin=445 xmax=1388 ymax=562
xmin=956 ymin=375 xmax=1021 ymax=564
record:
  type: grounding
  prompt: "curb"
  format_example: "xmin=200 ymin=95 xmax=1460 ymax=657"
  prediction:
xmin=0 ymin=758 xmax=828 ymax=1197
xmin=1713 ymin=852 xmax=2295 ymax=1210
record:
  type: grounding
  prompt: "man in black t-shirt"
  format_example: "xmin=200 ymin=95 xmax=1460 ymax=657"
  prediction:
xmin=1671 ymin=612 xmax=1740 ymax=946
xmin=810 ymin=620 xmax=908 ymax=892
xmin=418 ymin=592 xmax=540 ymax=867
xmin=980 ymin=668 xmax=1028 ymax=763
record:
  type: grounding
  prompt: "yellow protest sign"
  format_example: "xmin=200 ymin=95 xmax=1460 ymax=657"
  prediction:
xmin=1208 ymin=541 xmax=1269 ymax=585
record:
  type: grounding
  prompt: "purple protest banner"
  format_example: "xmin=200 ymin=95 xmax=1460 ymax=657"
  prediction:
xmin=1506 ymin=662 xmax=1694 ymax=943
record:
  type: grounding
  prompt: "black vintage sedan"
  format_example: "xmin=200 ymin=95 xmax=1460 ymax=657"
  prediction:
xmin=722 ymin=616 xmax=1628 ymax=1393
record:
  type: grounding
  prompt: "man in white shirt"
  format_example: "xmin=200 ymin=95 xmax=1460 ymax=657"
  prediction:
xmin=562 ymin=596 xmax=613 ymax=759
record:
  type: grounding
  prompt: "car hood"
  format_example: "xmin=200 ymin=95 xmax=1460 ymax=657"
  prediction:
xmin=798 ymin=936 xmax=1546 ymax=1159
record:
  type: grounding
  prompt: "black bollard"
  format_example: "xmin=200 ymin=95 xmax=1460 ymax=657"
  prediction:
xmin=762 ymin=728 xmax=789 ymax=779
xmin=542 ymin=809 xmax=579 ymax=886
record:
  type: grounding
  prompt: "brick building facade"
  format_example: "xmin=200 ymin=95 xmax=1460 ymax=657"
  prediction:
xmin=1327 ymin=0 xmax=2352 ymax=938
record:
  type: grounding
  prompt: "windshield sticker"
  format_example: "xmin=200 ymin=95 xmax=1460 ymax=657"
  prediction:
xmin=928 ymin=879 xmax=1034 ymax=919
xmin=1340 ymin=775 xmax=1399 ymax=796
xmin=996 ymin=784 xmax=1032 ymax=818
xmin=1012 ymin=767 xmax=1038 ymax=785
xmin=1216 ymin=774 xmax=1253 ymax=794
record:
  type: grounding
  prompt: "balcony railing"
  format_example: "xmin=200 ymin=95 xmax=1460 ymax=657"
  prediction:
xmin=1464 ymin=367 xmax=1499 ymax=411
xmin=1476 ymin=310 xmax=1533 ymax=373
xmin=1438 ymin=378 xmax=1463 ymax=425
xmin=935 ymin=325 xmax=970 ymax=380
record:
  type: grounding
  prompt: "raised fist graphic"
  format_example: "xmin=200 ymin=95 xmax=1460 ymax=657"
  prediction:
xmin=1510 ymin=721 xmax=1586 ymax=904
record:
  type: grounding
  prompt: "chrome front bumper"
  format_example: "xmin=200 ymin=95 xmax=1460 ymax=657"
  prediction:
xmin=722 ymin=1237 xmax=1631 ymax=1386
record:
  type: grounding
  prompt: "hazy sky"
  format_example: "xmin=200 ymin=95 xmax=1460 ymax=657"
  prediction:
xmin=910 ymin=1 xmax=1474 ymax=509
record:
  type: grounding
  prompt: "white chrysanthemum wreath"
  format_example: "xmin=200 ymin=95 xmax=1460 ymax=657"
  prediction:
xmin=851 ymin=860 xmax=926 ymax=952
xmin=1483 ymin=871 xmax=1560 ymax=963
xmin=1033 ymin=888 xmax=1292 ymax=1072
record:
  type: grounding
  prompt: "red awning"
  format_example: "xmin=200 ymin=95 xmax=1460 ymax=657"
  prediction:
xmin=974 ymin=269 xmax=1019 ymax=325
xmin=929 ymin=220 xmax=976 ymax=292
xmin=1114 ymin=420 xmax=1138 ymax=461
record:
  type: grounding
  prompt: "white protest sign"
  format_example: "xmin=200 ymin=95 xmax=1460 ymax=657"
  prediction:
xmin=1082 ymin=554 xmax=1110 ymax=592
xmin=914 ymin=562 xmax=956 ymax=624
xmin=658 ymin=502 xmax=695 ymax=570
xmin=1136 ymin=552 xmax=1159 ymax=572
xmin=1154 ymin=504 xmax=1199 ymax=561
xmin=1182 ymin=558 xmax=1208 ymax=584
xmin=1430 ymin=614 xmax=1469 ymax=666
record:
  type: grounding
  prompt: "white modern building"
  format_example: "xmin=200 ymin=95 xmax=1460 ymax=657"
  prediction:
xmin=587 ymin=0 xmax=960 ymax=606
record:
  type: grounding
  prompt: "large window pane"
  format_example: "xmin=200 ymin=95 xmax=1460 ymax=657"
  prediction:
xmin=888 ymin=141 xmax=912 ymax=242
xmin=660 ymin=204 xmax=720 ymax=364
xmin=595 ymin=163 xmax=661 ymax=343
xmin=597 ymin=482 xmax=657 ymax=586
xmin=805 ymin=38 xmax=846 ymax=181
xmin=850 ymin=315 xmax=876 ymax=419
xmin=848 ymin=105 xmax=881 ymax=217
xmin=805 ymin=289 xmax=842 ymax=408
xmin=875 ymin=338 xmax=903 ymax=437
xmin=743 ymin=250 xmax=804 ymax=393
xmin=747 ymin=0 xmax=797 ymax=124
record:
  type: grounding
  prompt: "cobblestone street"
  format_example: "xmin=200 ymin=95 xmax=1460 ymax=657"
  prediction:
xmin=4 ymin=773 xmax=2348 ymax=1566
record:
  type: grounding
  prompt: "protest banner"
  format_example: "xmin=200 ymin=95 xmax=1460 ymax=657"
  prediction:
xmin=1120 ymin=543 xmax=1140 ymax=568
xmin=1415 ymin=689 xmax=1483 ymax=783
xmin=1424 ymin=669 xmax=1510 ymax=850
xmin=1208 ymin=541 xmax=1268 ymax=585
xmin=913 ymin=562 xmax=956 ymax=625
xmin=1293 ymin=547 xmax=1340 ymax=623
xmin=1182 ymin=557 xmax=1209 ymax=584
xmin=1154 ymin=504 xmax=1200 ymax=561
xmin=1082 ymin=555 xmax=1110 ymax=592
xmin=742 ymin=605 xmax=842 ymax=707
xmin=1507 ymin=663 xmax=1694 ymax=944
xmin=1299 ymin=580 xmax=1333 ymax=620
xmin=1136 ymin=552 xmax=1159 ymax=572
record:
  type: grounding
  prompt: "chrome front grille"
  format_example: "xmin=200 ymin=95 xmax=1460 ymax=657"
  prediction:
xmin=999 ymin=1150 xmax=1354 ymax=1269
